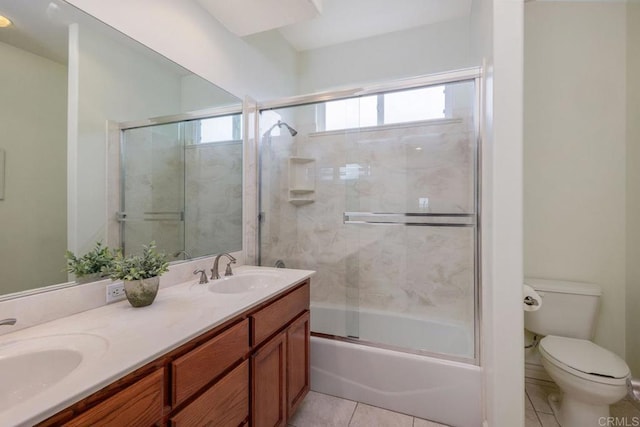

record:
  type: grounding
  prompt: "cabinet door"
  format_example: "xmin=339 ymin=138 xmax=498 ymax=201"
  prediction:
xmin=64 ymin=369 xmax=164 ymax=427
xmin=251 ymin=332 xmax=287 ymax=427
xmin=251 ymin=282 xmax=309 ymax=346
xmin=286 ymin=311 xmax=310 ymax=417
xmin=172 ymin=319 xmax=249 ymax=405
xmin=170 ymin=360 xmax=249 ymax=427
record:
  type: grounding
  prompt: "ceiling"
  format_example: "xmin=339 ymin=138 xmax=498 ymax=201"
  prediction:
xmin=0 ymin=0 xmax=189 ymax=73
xmin=0 ymin=0 xmax=72 ymax=63
xmin=197 ymin=0 xmax=473 ymax=51
xmin=2 ymin=0 xmax=473 ymax=63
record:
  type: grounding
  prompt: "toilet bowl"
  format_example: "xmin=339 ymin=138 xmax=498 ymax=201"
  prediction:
xmin=538 ymin=335 xmax=629 ymax=427
xmin=524 ymin=278 xmax=631 ymax=427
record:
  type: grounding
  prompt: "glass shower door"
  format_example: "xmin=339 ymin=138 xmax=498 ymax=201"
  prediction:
xmin=342 ymin=80 xmax=478 ymax=358
xmin=120 ymin=123 xmax=185 ymax=256
xmin=257 ymin=78 xmax=480 ymax=360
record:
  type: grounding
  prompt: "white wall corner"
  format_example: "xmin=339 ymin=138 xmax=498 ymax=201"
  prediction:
xmin=482 ymin=0 xmax=525 ymax=426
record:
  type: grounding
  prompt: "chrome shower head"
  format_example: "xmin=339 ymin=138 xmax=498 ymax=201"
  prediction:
xmin=279 ymin=121 xmax=298 ymax=137
xmin=263 ymin=120 xmax=298 ymax=138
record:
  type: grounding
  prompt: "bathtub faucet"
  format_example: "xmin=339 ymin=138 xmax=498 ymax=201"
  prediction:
xmin=211 ymin=253 xmax=236 ymax=280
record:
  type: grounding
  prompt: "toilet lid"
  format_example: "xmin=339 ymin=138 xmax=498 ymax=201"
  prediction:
xmin=539 ymin=336 xmax=630 ymax=379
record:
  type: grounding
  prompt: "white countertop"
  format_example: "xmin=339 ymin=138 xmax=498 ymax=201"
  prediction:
xmin=0 ymin=266 xmax=314 ymax=427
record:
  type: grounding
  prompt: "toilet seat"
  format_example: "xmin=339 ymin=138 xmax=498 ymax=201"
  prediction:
xmin=539 ymin=335 xmax=629 ymax=386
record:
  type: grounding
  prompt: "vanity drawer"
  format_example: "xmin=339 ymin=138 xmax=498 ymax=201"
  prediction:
xmin=172 ymin=318 xmax=249 ymax=405
xmin=170 ymin=360 xmax=249 ymax=427
xmin=64 ymin=368 xmax=164 ymax=427
xmin=251 ymin=281 xmax=310 ymax=347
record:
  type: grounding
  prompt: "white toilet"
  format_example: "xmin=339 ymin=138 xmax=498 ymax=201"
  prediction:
xmin=524 ymin=278 xmax=630 ymax=427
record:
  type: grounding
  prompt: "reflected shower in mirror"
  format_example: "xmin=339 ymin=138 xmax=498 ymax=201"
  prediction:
xmin=0 ymin=0 xmax=241 ymax=299
xmin=119 ymin=111 xmax=243 ymax=259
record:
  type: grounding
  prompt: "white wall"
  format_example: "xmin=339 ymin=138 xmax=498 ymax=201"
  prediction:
xmin=524 ymin=2 xmax=627 ymax=358
xmin=480 ymin=0 xmax=525 ymax=425
xmin=65 ymin=0 xmax=299 ymax=101
xmin=626 ymin=0 xmax=640 ymax=377
xmin=0 ymin=42 xmax=68 ymax=293
xmin=297 ymin=17 xmax=474 ymax=93
xmin=180 ymin=74 xmax=240 ymax=112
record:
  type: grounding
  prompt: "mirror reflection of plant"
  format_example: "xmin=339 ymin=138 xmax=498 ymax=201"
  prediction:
xmin=65 ymin=242 xmax=114 ymax=278
xmin=110 ymin=242 xmax=169 ymax=281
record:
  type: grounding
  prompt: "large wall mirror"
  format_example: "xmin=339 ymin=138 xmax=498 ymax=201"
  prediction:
xmin=0 ymin=0 xmax=242 ymax=298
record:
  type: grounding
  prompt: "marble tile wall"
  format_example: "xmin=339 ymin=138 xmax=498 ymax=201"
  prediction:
xmin=122 ymin=124 xmax=184 ymax=256
xmin=184 ymin=141 xmax=243 ymax=257
xmin=243 ymin=97 xmax=259 ymax=265
xmin=122 ymin=125 xmax=242 ymax=259
xmin=260 ymin=117 xmax=478 ymax=340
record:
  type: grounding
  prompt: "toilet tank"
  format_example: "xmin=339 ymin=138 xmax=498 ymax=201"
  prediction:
xmin=524 ymin=277 xmax=602 ymax=340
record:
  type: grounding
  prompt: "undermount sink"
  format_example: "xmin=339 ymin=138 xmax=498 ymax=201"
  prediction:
xmin=0 ymin=334 xmax=108 ymax=412
xmin=208 ymin=271 xmax=282 ymax=294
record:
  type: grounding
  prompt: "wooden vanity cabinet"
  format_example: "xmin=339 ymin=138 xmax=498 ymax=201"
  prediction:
xmin=170 ymin=360 xmax=249 ymax=426
xmin=250 ymin=284 xmax=311 ymax=427
xmin=38 ymin=279 xmax=310 ymax=427
xmin=286 ymin=311 xmax=310 ymax=415
xmin=171 ymin=319 xmax=250 ymax=406
xmin=251 ymin=332 xmax=287 ymax=427
xmin=63 ymin=368 xmax=164 ymax=427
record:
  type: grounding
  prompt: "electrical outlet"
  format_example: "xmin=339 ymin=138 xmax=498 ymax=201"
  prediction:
xmin=106 ymin=282 xmax=126 ymax=304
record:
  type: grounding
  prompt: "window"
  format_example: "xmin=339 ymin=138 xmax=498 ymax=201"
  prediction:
xmin=318 ymin=85 xmax=446 ymax=132
xmin=384 ymin=86 xmax=445 ymax=124
xmin=325 ymin=95 xmax=377 ymax=131
xmin=198 ymin=113 xmax=242 ymax=143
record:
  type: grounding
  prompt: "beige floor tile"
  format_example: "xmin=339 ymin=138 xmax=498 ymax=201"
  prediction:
xmin=289 ymin=391 xmax=357 ymax=427
xmin=349 ymin=403 xmax=413 ymax=427
xmin=525 ymin=382 xmax=559 ymax=414
xmin=413 ymin=417 xmax=449 ymax=427
xmin=525 ymin=393 xmax=542 ymax=427
xmin=537 ymin=412 xmax=560 ymax=427
xmin=611 ymin=399 xmax=640 ymax=423
xmin=524 ymin=377 xmax=557 ymax=387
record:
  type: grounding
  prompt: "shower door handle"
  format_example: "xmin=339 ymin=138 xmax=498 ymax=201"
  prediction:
xmin=116 ymin=211 xmax=185 ymax=222
xmin=343 ymin=212 xmax=476 ymax=227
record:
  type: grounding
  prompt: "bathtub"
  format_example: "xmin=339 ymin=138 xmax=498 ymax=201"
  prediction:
xmin=310 ymin=304 xmax=482 ymax=427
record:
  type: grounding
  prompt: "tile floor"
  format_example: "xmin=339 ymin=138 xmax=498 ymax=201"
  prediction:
xmin=290 ymin=382 xmax=640 ymax=427
xmin=525 ymin=377 xmax=640 ymax=427
xmin=288 ymin=391 xmax=448 ymax=427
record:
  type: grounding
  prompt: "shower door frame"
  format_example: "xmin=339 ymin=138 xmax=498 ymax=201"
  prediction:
xmin=113 ymin=104 xmax=244 ymax=255
xmin=256 ymin=67 xmax=483 ymax=365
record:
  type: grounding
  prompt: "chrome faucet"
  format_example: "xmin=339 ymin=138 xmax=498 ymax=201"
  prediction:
xmin=0 ymin=318 xmax=16 ymax=326
xmin=194 ymin=269 xmax=209 ymax=284
xmin=211 ymin=253 xmax=236 ymax=280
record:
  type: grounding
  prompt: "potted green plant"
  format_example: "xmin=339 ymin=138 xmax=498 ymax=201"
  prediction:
xmin=110 ymin=241 xmax=169 ymax=307
xmin=65 ymin=242 xmax=114 ymax=283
